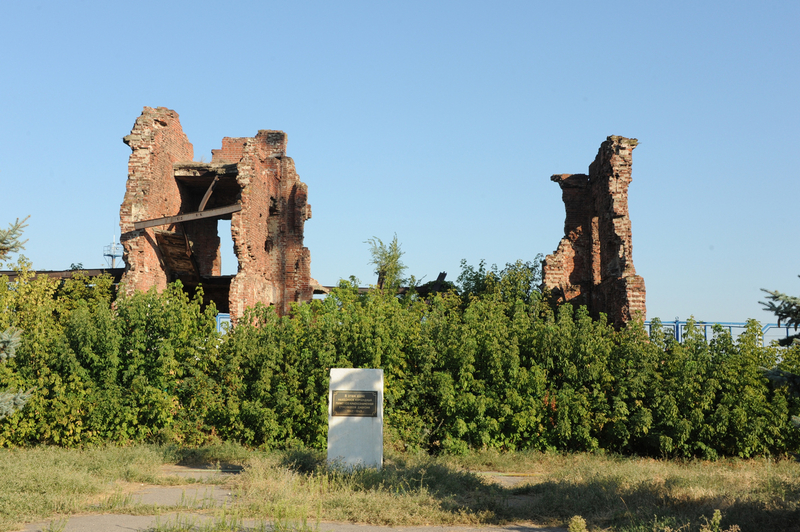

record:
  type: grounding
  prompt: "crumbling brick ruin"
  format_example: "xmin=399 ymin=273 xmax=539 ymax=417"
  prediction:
xmin=542 ymin=135 xmax=646 ymax=328
xmin=119 ymin=106 xmax=317 ymax=320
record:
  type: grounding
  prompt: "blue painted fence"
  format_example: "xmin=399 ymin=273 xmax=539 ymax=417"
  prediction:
xmin=644 ymin=319 xmax=795 ymax=346
xmin=215 ymin=312 xmax=794 ymax=346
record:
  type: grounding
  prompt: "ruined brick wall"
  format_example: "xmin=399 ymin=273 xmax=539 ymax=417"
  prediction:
xmin=119 ymin=107 xmax=314 ymax=321
xmin=542 ymin=135 xmax=646 ymax=328
xmin=211 ymin=138 xmax=247 ymax=164
xmin=120 ymin=107 xmax=193 ymax=293
xmin=228 ymin=130 xmax=314 ymax=318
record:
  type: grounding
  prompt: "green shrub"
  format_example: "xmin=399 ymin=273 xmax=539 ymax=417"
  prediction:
xmin=0 ymin=261 xmax=797 ymax=457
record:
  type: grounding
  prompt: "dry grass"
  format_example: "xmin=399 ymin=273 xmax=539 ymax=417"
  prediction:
xmin=233 ymin=451 xmax=497 ymax=526
xmin=226 ymin=448 xmax=800 ymax=531
xmin=0 ymin=445 xmax=798 ymax=532
xmin=0 ymin=445 xmax=164 ymax=530
xmin=443 ymin=450 xmax=800 ymax=531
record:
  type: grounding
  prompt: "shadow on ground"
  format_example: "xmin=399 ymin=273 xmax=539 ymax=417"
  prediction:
xmin=278 ymin=449 xmax=799 ymax=532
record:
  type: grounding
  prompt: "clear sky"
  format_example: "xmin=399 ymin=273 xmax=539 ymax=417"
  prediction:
xmin=1 ymin=1 xmax=798 ymax=324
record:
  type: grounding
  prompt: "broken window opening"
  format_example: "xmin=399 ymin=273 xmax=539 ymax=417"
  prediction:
xmin=218 ymin=219 xmax=238 ymax=276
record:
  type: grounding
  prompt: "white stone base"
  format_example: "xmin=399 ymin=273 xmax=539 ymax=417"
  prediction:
xmin=327 ymin=368 xmax=383 ymax=469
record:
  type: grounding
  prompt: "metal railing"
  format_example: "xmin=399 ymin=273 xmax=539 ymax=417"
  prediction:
xmin=644 ymin=319 xmax=796 ymax=346
xmin=215 ymin=312 xmax=796 ymax=346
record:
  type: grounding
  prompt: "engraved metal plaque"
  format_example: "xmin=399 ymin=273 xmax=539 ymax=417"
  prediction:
xmin=331 ymin=390 xmax=378 ymax=417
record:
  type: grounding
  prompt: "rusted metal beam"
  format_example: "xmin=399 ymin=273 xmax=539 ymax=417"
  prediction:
xmin=133 ymin=204 xmax=241 ymax=230
xmin=198 ymin=174 xmax=220 ymax=212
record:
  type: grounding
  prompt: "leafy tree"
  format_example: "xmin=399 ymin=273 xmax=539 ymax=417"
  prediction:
xmin=456 ymin=259 xmax=491 ymax=297
xmin=761 ymin=280 xmax=800 ymax=346
xmin=457 ymin=257 xmax=543 ymax=306
xmin=0 ymin=329 xmax=31 ymax=420
xmin=365 ymin=234 xmax=407 ymax=290
xmin=415 ymin=277 xmax=457 ymax=298
xmin=0 ymin=217 xmax=32 ymax=419
xmin=760 ymin=281 xmax=800 ymax=430
xmin=760 ymin=367 xmax=800 ymax=430
xmin=0 ymin=217 xmax=28 ymax=259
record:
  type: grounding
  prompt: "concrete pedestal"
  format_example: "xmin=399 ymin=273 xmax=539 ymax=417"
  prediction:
xmin=327 ymin=368 xmax=383 ymax=469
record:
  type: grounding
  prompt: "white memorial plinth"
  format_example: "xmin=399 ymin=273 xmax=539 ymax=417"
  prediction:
xmin=327 ymin=368 xmax=383 ymax=469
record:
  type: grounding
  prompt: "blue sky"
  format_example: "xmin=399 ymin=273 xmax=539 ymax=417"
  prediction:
xmin=1 ymin=0 xmax=798 ymax=324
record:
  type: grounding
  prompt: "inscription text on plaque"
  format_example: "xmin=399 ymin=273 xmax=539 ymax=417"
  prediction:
xmin=332 ymin=390 xmax=378 ymax=417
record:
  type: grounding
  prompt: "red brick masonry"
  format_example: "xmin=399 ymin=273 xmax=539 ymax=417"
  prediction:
xmin=542 ymin=136 xmax=646 ymax=328
xmin=119 ymin=107 xmax=316 ymax=320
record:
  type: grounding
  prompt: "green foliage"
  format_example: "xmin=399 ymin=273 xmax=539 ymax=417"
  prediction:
xmin=0 ymin=216 xmax=28 ymax=260
xmin=457 ymin=257 xmax=543 ymax=307
xmin=0 ymin=218 xmax=31 ymax=420
xmin=0 ymin=257 xmax=797 ymax=458
xmin=365 ymin=234 xmax=407 ymax=290
xmin=760 ymin=277 xmax=800 ymax=431
xmin=0 ymin=328 xmax=21 ymax=364
xmin=761 ymin=278 xmax=800 ymax=346
xmin=568 ymin=515 xmax=588 ymax=532
xmin=0 ymin=269 xmax=224 ymax=446
xmin=0 ymin=388 xmax=31 ymax=421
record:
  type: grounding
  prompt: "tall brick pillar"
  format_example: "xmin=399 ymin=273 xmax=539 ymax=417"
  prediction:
xmin=543 ymin=136 xmax=646 ymax=328
xmin=119 ymin=107 xmax=194 ymax=294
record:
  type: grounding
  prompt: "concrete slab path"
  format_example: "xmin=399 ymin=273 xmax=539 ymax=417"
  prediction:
xmin=18 ymin=466 xmax=566 ymax=532
xmin=21 ymin=515 xmax=566 ymax=532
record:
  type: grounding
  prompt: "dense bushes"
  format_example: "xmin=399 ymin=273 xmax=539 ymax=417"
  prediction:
xmin=0 ymin=263 xmax=221 ymax=446
xmin=1 ymin=260 xmax=798 ymax=458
